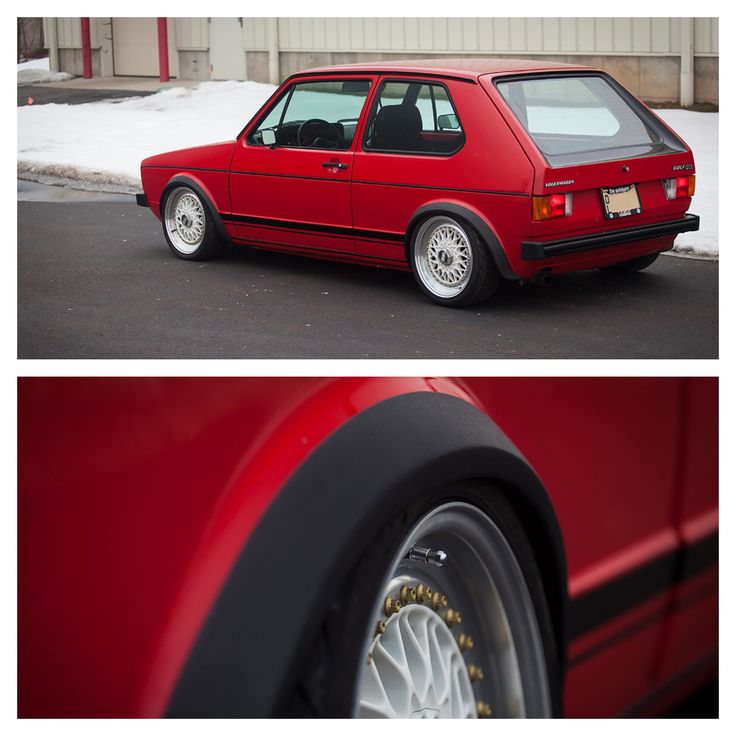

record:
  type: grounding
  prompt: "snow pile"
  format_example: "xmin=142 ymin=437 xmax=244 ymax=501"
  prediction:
xmin=18 ymin=81 xmax=276 ymax=190
xmin=17 ymin=80 xmax=717 ymax=256
xmin=18 ymin=56 xmax=72 ymax=85
xmin=18 ymin=57 xmax=50 ymax=70
xmin=656 ymin=109 xmax=718 ymax=258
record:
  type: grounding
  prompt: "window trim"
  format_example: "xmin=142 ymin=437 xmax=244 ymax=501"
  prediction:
xmin=361 ymin=77 xmax=466 ymax=158
xmin=243 ymin=76 xmax=374 ymax=152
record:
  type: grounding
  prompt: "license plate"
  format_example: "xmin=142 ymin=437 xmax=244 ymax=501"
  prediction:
xmin=600 ymin=184 xmax=642 ymax=219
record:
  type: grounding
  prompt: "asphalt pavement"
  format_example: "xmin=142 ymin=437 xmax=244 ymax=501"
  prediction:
xmin=18 ymin=181 xmax=718 ymax=359
xmin=18 ymin=85 xmax=154 ymax=107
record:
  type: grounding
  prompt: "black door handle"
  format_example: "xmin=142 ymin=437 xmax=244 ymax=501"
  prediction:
xmin=322 ymin=161 xmax=348 ymax=170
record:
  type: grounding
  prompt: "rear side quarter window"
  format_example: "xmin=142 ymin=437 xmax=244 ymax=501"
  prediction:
xmin=363 ymin=80 xmax=465 ymax=156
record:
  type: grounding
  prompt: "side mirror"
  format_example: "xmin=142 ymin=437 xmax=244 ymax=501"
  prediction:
xmin=437 ymin=114 xmax=459 ymax=131
xmin=261 ymin=129 xmax=276 ymax=146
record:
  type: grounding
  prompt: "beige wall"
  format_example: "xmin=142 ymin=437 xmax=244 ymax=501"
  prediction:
xmin=44 ymin=17 xmax=719 ymax=104
xmin=242 ymin=17 xmax=718 ymax=56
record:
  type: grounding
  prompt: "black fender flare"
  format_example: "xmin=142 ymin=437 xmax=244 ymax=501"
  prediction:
xmin=406 ymin=202 xmax=519 ymax=280
xmin=161 ymin=175 xmax=230 ymax=242
xmin=167 ymin=391 xmax=567 ymax=717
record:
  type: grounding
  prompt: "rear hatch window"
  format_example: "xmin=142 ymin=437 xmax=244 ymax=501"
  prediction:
xmin=496 ymin=74 xmax=686 ymax=167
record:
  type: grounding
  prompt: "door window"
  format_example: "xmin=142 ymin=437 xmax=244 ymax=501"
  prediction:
xmin=363 ymin=80 xmax=465 ymax=155
xmin=249 ymin=79 xmax=372 ymax=150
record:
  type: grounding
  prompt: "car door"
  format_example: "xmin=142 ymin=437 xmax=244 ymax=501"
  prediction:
xmin=229 ymin=75 xmax=375 ymax=255
xmin=351 ymin=76 xmax=470 ymax=261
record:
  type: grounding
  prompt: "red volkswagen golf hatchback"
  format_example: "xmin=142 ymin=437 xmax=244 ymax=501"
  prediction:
xmin=138 ymin=59 xmax=700 ymax=307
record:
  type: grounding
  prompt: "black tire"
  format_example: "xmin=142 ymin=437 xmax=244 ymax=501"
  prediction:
xmin=288 ymin=483 xmax=561 ymax=718
xmin=600 ymin=252 xmax=660 ymax=273
xmin=161 ymin=185 xmax=226 ymax=261
xmin=410 ymin=215 xmax=501 ymax=307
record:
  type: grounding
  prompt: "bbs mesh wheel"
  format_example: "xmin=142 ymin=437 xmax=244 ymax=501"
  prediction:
xmin=410 ymin=215 xmax=500 ymax=307
xmin=161 ymin=185 xmax=226 ymax=260
xmin=290 ymin=486 xmax=559 ymax=718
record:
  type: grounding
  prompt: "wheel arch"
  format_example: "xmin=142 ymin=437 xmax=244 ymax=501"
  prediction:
xmin=406 ymin=202 xmax=519 ymax=281
xmin=161 ymin=175 xmax=229 ymax=242
xmin=166 ymin=391 xmax=567 ymax=717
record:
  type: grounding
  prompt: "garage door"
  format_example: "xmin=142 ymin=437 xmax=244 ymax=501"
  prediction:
xmin=112 ymin=18 xmax=178 ymax=77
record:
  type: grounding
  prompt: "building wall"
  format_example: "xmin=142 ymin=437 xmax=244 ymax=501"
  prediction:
xmin=242 ymin=17 xmax=718 ymax=56
xmin=43 ymin=17 xmax=719 ymax=104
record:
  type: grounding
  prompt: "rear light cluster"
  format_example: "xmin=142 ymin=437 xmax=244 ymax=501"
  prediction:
xmin=532 ymin=193 xmax=572 ymax=221
xmin=663 ymin=175 xmax=696 ymax=200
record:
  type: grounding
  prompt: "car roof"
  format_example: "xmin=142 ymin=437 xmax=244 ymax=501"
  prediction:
xmin=293 ymin=57 xmax=594 ymax=82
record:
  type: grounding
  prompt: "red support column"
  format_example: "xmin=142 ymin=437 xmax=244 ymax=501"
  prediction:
xmin=157 ymin=18 xmax=170 ymax=82
xmin=80 ymin=18 xmax=92 ymax=79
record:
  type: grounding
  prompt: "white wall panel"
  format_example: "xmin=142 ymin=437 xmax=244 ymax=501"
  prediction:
xmin=49 ymin=17 xmax=718 ymax=57
xmin=175 ymin=18 xmax=208 ymax=50
xmin=596 ymin=18 xmax=614 ymax=53
xmin=695 ymin=17 xmax=718 ymax=54
xmin=560 ymin=18 xmax=576 ymax=51
xmin=613 ymin=18 xmax=632 ymax=52
xmin=56 ymin=17 xmax=81 ymax=48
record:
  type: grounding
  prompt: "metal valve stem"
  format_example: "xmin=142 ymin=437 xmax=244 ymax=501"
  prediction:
xmin=408 ymin=545 xmax=448 ymax=566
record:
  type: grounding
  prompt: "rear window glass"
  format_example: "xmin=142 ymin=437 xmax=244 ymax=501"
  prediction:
xmin=496 ymin=75 xmax=686 ymax=167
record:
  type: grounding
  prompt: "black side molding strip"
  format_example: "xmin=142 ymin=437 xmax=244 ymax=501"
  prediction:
xmin=521 ymin=213 xmax=700 ymax=260
xmin=135 ymin=193 xmax=148 ymax=207
xmin=569 ymin=529 xmax=717 ymax=641
xmin=220 ymin=212 xmax=404 ymax=244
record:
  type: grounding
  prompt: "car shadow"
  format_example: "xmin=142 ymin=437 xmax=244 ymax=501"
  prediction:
xmin=219 ymin=242 xmax=670 ymax=313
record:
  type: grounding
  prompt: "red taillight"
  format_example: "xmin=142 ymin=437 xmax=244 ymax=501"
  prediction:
xmin=532 ymin=193 xmax=572 ymax=221
xmin=676 ymin=176 xmax=690 ymax=197
xmin=664 ymin=175 xmax=696 ymax=200
xmin=549 ymin=193 xmax=566 ymax=217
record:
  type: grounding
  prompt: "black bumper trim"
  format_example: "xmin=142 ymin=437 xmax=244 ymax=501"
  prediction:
xmin=135 ymin=193 xmax=148 ymax=207
xmin=521 ymin=213 xmax=700 ymax=260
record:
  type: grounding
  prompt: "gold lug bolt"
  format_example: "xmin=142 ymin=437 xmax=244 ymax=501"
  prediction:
xmin=468 ymin=665 xmax=484 ymax=682
xmin=375 ymin=620 xmax=386 ymax=636
xmin=367 ymin=652 xmax=373 ymax=665
xmin=432 ymin=591 xmax=448 ymax=610
xmin=457 ymin=633 xmax=474 ymax=651
xmin=416 ymin=583 xmax=433 ymax=604
xmin=384 ymin=596 xmax=401 ymax=616
xmin=477 ymin=700 xmax=492 ymax=718
xmin=399 ymin=584 xmax=417 ymax=605
xmin=444 ymin=608 xmax=462 ymax=627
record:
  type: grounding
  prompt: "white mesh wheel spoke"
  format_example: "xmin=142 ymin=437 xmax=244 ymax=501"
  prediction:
xmin=359 ymin=604 xmax=476 ymax=719
xmin=414 ymin=217 xmax=474 ymax=298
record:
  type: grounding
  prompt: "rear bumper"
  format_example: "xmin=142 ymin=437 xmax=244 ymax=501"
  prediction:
xmin=136 ymin=193 xmax=148 ymax=208
xmin=521 ymin=214 xmax=700 ymax=261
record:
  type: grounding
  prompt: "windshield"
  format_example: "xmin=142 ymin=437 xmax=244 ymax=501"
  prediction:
xmin=496 ymin=74 xmax=686 ymax=167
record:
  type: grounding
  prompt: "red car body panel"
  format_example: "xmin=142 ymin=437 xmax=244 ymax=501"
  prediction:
xmin=141 ymin=141 xmax=236 ymax=220
xmin=18 ymin=377 xmax=717 ymax=718
xmin=139 ymin=59 xmax=698 ymax=282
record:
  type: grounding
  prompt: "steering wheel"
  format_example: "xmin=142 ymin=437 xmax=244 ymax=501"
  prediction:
xmin=297 ymin=118 xmax=345 ymax=148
